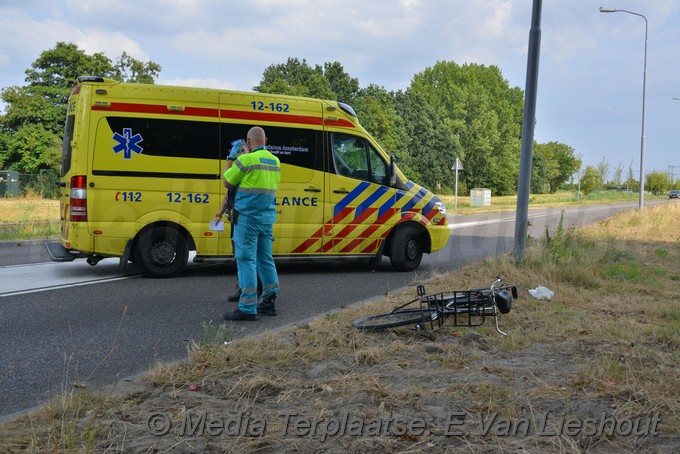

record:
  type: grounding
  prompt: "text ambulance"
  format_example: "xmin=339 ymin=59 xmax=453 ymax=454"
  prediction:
xmin=47 ymin=77 xmax=449 ymax=277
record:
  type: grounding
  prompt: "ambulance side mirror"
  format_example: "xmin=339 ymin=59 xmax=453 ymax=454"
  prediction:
xmin=389 ymin=154 xmax=397 ymax=186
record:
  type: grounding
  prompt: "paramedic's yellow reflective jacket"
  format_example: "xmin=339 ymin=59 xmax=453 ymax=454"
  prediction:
xmin=225 ymin=147 xmax=281 ymax=224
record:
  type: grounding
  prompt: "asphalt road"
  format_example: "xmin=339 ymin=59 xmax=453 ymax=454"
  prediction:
xmin=0 ymin=202 xmax=660 ymax=419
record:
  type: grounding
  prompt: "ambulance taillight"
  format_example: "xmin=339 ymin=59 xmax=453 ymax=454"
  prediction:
xmin=70 ymin=175 xmax=88 ymax=222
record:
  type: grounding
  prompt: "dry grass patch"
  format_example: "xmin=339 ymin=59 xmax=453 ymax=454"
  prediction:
xmin=0 ymin=197 xmax=59 ymax=222
xmin=0 ymin=197 xmax=60 ymax=239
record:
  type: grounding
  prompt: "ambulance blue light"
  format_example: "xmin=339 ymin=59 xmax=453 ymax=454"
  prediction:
xmin=77 ymin=76 xmax=105 ymax=83
xmin=337 ymin=102 xmax=357 ymax=118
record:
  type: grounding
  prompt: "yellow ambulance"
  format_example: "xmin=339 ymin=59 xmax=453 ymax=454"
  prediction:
xmin=47 ymin=77 xmax=449 ymax=277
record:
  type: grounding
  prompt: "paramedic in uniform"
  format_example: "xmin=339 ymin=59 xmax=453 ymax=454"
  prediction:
xmin=221 ymin=126 xmax=280 ymax=321
xmin=215 ymin=144 xmax=262 ymax=302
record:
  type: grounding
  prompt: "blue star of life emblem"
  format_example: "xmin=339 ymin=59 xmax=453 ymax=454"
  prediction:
xmin=113 ymin=128 xmax=144 ymax=159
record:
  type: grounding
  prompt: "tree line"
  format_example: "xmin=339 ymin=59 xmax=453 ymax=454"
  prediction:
xmin=578 ymin=158 xmax=677 ymax=195
xmin=0 ymin=42 xmax=587 ymax=196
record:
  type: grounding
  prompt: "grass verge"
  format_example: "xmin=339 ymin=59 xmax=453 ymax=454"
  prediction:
xmin=0 ymin=197 xmax=60 ymax=240
xmin=439 ymin=190 xmax=662 ymax=215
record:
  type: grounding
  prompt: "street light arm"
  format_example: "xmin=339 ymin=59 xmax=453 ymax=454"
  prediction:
xmin=600 ymin=8 xmax=648 ymax=23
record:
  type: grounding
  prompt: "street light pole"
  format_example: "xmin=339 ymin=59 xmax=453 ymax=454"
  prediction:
xmin=513 ymin=0 xmax=543 ymax=262
xmin=600 ymin=6 xmax=648 ymax=210
xmin=673 ymin=99 xmax=679 ymax=187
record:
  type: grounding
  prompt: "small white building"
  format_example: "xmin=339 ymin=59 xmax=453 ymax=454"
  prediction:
xmin=470 ymin=188 xmax=491 ymax=207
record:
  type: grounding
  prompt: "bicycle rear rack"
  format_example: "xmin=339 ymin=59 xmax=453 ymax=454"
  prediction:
xmin=416 ymin=285 xmax=507 ymax=335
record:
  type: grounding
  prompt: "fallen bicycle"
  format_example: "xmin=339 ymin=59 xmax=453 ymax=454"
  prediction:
xmin=352 ymin=276 xmax=518 ymax=336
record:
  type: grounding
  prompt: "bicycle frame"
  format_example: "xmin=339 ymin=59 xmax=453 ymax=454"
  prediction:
xmin=396 ymin=277 xmax=516 ymax=335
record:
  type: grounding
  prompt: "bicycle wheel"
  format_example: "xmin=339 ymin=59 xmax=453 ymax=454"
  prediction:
xmin=352 ymin=309 xmax=437 ymax=330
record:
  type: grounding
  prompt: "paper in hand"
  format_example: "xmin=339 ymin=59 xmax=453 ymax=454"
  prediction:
xmin=210 ymin=220 xmax=224 ymax=231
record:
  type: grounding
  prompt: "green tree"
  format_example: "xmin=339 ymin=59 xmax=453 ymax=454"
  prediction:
xmin=254 ymin=57 xmax=335 ymax=99
xmin=550 ymin=143 xmax=581 ymax=192
xmin=1 ymin=85 xmax=68 ymax=135
xmin=4 ymin=123 xmax=61 ymax=173
xmin=533 ymin=141 xmax=581 ymax=193
xmin=0 ymin=130 xmax=9 ymax=169
xmin=112 ymin=51 xmax=161 ymax=84
xmin=351 ymin=84 xmax=408 ymax=170
xmin=405 ymin=61 xmax=523 ymax=194
xmin=24 ymin=42 xmax=112 ymax=90
xmin=323 ymin=61 xmax=360 ymax=103
xmin=625 ymin=160 xmax=637 ymax=190
xmin=395 ymin=88 xmax=462 ymax=191
xmin=580 ymin=165 xmax=601 ymax=195
xmin=612 ymin=162 xmax=624 ymax=188
xmin=530 ymin=143 xmax=551 ymax=194
xmin=645 ymin=171 xmax=671 ymax=195
xmin=595 ymin=157 xmax=610 ymax=191
xmin=0 ymin=42 xmax=160 ymax=172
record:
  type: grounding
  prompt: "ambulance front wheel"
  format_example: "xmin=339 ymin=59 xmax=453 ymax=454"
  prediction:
xmin=134 ymin=225 xmax=189 ymax=278
xmin=389 ymin=227 xmax=423 ymax=271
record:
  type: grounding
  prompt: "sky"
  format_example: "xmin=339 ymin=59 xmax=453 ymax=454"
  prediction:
xmin=1 ymin=0 xmax=679 ymax=182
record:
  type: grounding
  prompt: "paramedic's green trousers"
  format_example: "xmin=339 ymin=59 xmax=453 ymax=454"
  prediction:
xmin=233 ymin=217 xmax=278 ymax=314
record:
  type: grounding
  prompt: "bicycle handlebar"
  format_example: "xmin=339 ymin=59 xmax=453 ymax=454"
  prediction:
xmin=490 ymin=276 xmax=504 ymax=292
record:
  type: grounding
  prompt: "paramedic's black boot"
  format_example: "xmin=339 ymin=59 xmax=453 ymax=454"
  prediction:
xmin=227 ymin=286 xmax=241 ymax=303
xmin=257 ymin=296 xmax=277 ymax=316
xmin=229 ymin=281 xmax=262 ymax=303
xmin=223 ymin=309 xmax=258 ymax=322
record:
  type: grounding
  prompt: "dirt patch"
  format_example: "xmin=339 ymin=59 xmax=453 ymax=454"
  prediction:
xmin=71 ymin=326 xmax=676 ymax=454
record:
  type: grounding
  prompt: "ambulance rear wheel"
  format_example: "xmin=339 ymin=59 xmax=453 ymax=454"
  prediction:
xmin=134 ymin=226 xmax=189 ymax=278
xmin=390 ymin=227 xmax=423 ymax=271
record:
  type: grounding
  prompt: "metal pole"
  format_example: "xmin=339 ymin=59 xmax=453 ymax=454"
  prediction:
xmin=639 ymin=13 xmax=648 ymax=209
xmin=673 ymin=100 xmax=680 ymax=187
xmin=513 ymin=0 xmax=543 ymax=262
xmin=454 ymin=169 xmax=459 ymax=212
xmin=600 ymin=7 xmax=648 ymax=210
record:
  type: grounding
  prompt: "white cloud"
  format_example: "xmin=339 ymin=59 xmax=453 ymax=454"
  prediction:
xmin=76 ymin=31 xmax=149 ymax=62
xmin=0 ymin=10 xmax=77 ymax=86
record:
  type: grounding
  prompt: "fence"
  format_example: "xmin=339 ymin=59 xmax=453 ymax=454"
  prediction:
xmin=0 ymin=169 xmax=59 ymax=199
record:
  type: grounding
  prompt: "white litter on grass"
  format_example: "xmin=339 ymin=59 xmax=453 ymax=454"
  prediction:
xmin=529 ymin=286 xmax=554 ymax=300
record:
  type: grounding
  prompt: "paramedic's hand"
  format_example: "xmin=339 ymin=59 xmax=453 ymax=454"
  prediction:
xmin=228 ymin=139 xmax=245 ymax=159
xmin=214 ymin=212 xmax=223 ymax=224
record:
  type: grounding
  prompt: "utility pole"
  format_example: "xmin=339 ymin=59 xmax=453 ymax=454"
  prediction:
xmin=513 ymin=0 xmax=543 ymax=261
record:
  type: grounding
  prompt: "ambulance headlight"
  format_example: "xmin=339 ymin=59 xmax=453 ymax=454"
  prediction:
xmin=435 ymin=201 xmax=447 ymax=216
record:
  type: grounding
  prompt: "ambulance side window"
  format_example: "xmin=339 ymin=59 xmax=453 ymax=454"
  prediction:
xmin=332 ymin=134 xmax=387 ymax=185
xmin=264 ymin=127 xmax=318 ymax=171
xmin=108 ymin=117 xmax=220 ymax=159
xmin=220 ymin=125 xmax=320 ymax=183
xmin=368 ymin=143 xmax=387 ymax=185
